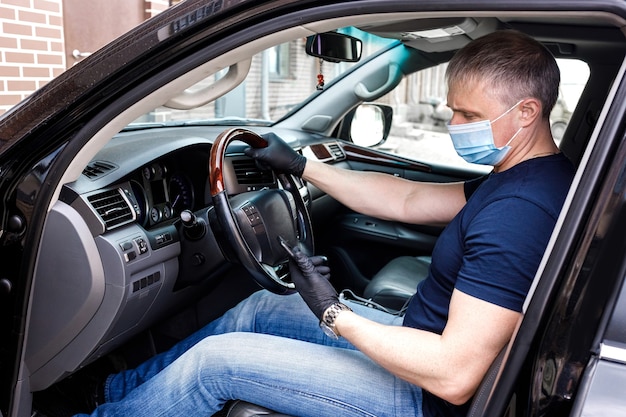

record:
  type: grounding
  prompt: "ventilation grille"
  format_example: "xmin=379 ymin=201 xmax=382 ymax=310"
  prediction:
xmin=87 ymin=188 xmax=134 ymax=230
xmin=327 ymin=143 xmax=346 ymax=160
xmin=83 ymin=161 xmax=117 ymax=179
xmin=232 ymin=158 xmax=275 ymax=185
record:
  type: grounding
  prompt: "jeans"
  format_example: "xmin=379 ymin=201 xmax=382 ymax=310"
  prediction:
xmin=76 ymin=290 xmax=423 ymax=417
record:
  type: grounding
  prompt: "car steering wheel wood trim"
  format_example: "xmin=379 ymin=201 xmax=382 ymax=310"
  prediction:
xmin=209 ymin=128 xmax=314 ymax=293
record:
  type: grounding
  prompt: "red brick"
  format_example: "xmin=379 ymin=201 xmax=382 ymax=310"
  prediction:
xmin=1 ymin=0 xmax=30 ymax=8
xmin=2 ymin=22 xmax=33 ymax=36
xmin=7 ymin=80 xmax=36 ymax=91
xmin=0 ymin=66 xmax=20 ymax=77
xmin=36 ymin=53 xmax=63 ymax=65
xmin=5 ymin=51 xmax=35 ymax=64
xmin=48 ymin=14 xmax=62 ymax=26
xmin=52 ymin=67 xmax=64 ymax=77
xmin=18 ymin=10 xmax=48 ymax=25
xmin=0 ymin=36 xmax=18 ymax=49
xmin=50 ymin=41 xmax=63 ymax=52
xmin=33 ymin=0 xmax=60 ymax=13
xmin=0 ymin=6 xmax=16 ymax=19
xmin=0 ymin=94 xmax=24 ymax=106
xmin=20 ymin=38 xmax=48 ymax=51
xmin=35 ymin=26 xmax=62 ymax=39
xmin=23 ymin=66 xmax=50 ymax=78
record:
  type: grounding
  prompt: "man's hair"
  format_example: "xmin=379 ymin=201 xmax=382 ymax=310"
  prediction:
xmin=446 ymin=30 xmax=560 ymax=119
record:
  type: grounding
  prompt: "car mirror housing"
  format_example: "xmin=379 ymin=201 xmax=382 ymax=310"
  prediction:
xmin=349 ymin=103 xmax=393 ymax=147
xmin=305 ymin=32 xmax=362 ymax=63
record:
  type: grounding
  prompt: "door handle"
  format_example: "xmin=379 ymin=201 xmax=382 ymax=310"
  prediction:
xmin=72 ymin=49 xmax=92 ymax=59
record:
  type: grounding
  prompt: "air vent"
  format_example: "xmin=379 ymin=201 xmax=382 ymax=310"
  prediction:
xmin=327 ymin=143 xmax=346 ymax=160
xmin=87 ymin=188 xmax=135 ymax=230
xmin=83 ymin=161 xmax=117 ymax=179
xmin=232 ymin=158 xmax=275 ymax=185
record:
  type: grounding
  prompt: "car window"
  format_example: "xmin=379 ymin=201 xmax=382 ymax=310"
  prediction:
xmin=132 ymin=29 xmax=589 ymax=177
xmin=368 ymin=58 xmax=590 ymax=172
xmin=134 ymin=27 xmax=396 ymax=126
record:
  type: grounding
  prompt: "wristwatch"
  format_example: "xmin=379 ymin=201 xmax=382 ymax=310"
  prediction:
xmin=320 ymin=302 xmax=352 ymax=339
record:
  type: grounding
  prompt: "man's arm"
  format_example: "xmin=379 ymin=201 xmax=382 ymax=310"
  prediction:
xmin=302 ymin=159 xmax=467 ymax=225
xmin=335 ymin=289 xmax=520 ymax=405
xmin=244 ymin=133 xmax=467 ymax=225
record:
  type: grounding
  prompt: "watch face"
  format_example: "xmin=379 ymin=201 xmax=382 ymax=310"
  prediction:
xmin=320 ymin=322 xmax=339 ymax=339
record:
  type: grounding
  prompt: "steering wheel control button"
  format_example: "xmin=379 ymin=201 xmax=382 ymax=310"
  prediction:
xmin=242 ymin=204 xmax=262 ymax=226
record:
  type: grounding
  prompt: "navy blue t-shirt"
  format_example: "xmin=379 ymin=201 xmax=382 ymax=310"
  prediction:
xmin=402 ymin=153 xmax=574 ymax=417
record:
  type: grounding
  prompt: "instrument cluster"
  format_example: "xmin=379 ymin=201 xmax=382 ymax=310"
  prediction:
xmin=130 ymin=161 xmax=196 ymax=228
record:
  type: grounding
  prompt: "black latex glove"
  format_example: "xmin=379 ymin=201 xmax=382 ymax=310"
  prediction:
xmin=243 ymin=132 xmax=307 ymax=177
xmin=289 ymin=246 xmax=338 ymax=321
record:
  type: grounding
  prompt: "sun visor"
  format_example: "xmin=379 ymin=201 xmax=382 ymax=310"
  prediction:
xmin=359 ymin=17 xmax=501 ymax=52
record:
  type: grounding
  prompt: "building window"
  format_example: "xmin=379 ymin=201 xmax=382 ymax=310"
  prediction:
xmin=268 ymin=43 xmax=291 ymax=79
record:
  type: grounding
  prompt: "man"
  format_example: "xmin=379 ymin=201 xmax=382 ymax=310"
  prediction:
xmin=65 ymin=29 xmax=573 ymax=417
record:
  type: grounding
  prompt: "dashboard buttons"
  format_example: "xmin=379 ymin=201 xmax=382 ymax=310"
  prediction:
xmin=135 ymin=237 xmax=148 ymax=254
xmin=120 ymin=236 xmax=149 ymax=263
xmin=132 ymin=271 xmax=161 ymax=293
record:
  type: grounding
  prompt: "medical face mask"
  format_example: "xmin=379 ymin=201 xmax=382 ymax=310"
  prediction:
xmin=447 ymin=100 xmax=524 ymax=166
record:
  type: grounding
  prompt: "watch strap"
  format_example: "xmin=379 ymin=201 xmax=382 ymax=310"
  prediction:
xmin=320 ymin=302 xmax=352 ymax=337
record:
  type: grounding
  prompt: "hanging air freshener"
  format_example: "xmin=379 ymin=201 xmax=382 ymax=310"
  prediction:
xmin=316 ymin=58 xmax=325 ymax=90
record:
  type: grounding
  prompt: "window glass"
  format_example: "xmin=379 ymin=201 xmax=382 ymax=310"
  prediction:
xmin=268 ymin=43 xmax=291 ymax=79
xmin=371 ymin=58 xmax=590 ymax=171
xmin=136 ymin=27 xmax=394 ymax=125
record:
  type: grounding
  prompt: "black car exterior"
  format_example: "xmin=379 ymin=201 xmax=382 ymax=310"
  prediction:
xmin=2 ymin=1 xmax=626 ymax=416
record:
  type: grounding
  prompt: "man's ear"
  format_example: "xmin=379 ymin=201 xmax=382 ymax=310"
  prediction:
xmin=518 ymin=98 xmax=542 ymax=127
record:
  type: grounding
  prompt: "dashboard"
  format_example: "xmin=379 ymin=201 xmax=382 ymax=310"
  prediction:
xmin=25 ymin=125 xmax=346 ymax=391
xmin=128 ymin=150 xmax=203 ymax=227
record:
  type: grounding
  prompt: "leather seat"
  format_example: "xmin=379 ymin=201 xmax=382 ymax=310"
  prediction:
xmin=362 ymin=256 xmax=431 ymax=311
xmin=225 ymin=401 xmax=292 ymax=416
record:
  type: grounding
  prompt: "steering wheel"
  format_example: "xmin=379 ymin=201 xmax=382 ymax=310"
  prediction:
xmin=209 ymin=128 xmax=314 ymax=294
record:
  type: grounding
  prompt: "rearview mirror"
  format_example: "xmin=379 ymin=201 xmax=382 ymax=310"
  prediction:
xmin=305 ymin=32 xmax=362 ymax=63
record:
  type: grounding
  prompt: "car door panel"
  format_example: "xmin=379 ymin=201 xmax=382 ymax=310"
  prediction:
xmin=314 ymin=143 xmax=485 ymax=293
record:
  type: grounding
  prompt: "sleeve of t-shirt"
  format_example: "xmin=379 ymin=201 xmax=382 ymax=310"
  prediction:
xmin=464 ymin=175 xmax=489 ymax=200
xmin=454 ymin=196 xmax=557 ymax=312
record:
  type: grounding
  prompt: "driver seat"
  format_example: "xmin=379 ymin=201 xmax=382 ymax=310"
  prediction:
xmin=225 ymin=346 xmax=507 ymax=417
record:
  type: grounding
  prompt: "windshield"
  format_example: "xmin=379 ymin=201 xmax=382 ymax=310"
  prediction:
xmin=130 ymin=27 xmax=396 ymax=127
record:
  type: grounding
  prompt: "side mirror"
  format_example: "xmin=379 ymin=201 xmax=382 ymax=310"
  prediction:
xmin=305 ymin=32 xmax=362 ymax=63
xmin=349 ymin=104 xmax=393 ymax=147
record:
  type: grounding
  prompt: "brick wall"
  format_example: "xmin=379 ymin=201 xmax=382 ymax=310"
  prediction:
xmin=0 ymin=0 xmax=172 ymax=116
xmin=0 ymin=0 xmax=65 ymax=115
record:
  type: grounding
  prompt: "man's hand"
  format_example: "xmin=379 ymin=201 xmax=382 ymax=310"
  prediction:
xmin=289 ymin=246 xmax=338 ymax=320
xmin=244 ymin=132 xmax=307 ymax=177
